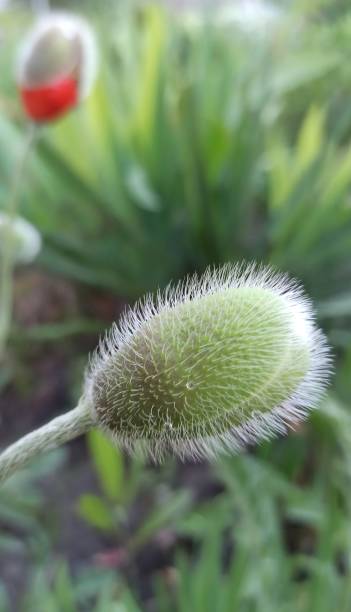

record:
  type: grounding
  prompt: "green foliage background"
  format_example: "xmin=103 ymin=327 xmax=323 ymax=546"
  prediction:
xmin=1 ymin=1 xmax=351 ymax=610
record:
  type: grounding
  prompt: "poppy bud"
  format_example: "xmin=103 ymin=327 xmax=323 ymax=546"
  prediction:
xmin=0 ymin=212 xmax=42 ymax=264
xmin=85 ymin=264 xmax=331 ymax=461
xmin=16 ymin=12 xmax=98 ymax=122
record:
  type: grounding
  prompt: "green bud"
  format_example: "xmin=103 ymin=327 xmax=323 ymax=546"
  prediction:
xmin=0 ymin=212 xmax=42 ymax=265
xmin=85 ymin=264 xmax=331 ymax=460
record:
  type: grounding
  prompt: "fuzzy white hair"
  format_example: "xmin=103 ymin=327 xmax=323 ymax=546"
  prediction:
xmin=84 ymin=263 xmax=332 ymax=462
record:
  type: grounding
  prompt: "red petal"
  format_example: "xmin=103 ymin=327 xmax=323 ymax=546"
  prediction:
xmin=20 ymin=76 xmax=78 ymax=122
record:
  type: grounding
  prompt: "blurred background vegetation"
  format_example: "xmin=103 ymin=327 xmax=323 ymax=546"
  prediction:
xmin=1 ymin=0 xmax=351 ymax=610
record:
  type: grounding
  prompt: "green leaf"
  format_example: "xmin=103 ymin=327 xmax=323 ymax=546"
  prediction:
xmin=53 ymin=563 xmax=76 ymax=612
xmin=87 ymin=429 xmax=123 ymax=501
xmin=318 ymin=294 xmax=351 ymax=318
xmin=125 ymin=165 xmax=161 ymax=211
xmin=132 ymin=490 xmax=192 ymax=548
xmin=17 ymin=319 xmax=106 ymax=342
xmin=77 ymin=494 xmax=114 ymax=531
xmin=296 ymin=106 xmax=325 ymax=175
xmin=133 ymin=5 xmax=165 ymax=145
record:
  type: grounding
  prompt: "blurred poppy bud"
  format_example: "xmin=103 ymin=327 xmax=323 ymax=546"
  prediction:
xmin=0 ymin=212 xmax=42 ymax=264
xmin=85 ymin=264 xmax=331 ymax=461
xmin=16 ymin=12 xmax=98 ymax=122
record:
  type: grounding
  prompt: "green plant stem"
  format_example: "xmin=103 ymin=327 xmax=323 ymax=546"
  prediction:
xmin=0 ymin=398 xmax=94 ymax=485
xmin=0 ymin=123 xmax=38 ymax=360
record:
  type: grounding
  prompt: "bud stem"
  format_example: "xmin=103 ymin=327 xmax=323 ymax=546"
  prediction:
xmin=0 ymin=123 xmax=38 ymax=359
xmin=0 ymin=398 xmax=94 ymax=485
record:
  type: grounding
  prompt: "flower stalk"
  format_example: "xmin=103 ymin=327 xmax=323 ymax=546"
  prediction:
xmin=0 ymin=124 xmax=38 ymax=359
xmin=0 ymin=399 xmax=93 ymax=484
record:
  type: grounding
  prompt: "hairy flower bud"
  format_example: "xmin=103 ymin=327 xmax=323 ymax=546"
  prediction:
xmin=85 ymin=264 xmax=331 ymax=461
xmin=0 ymin=212 xmax=42 ymax=264
xmin=16 ymin=12 xmax=97 ymax=122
